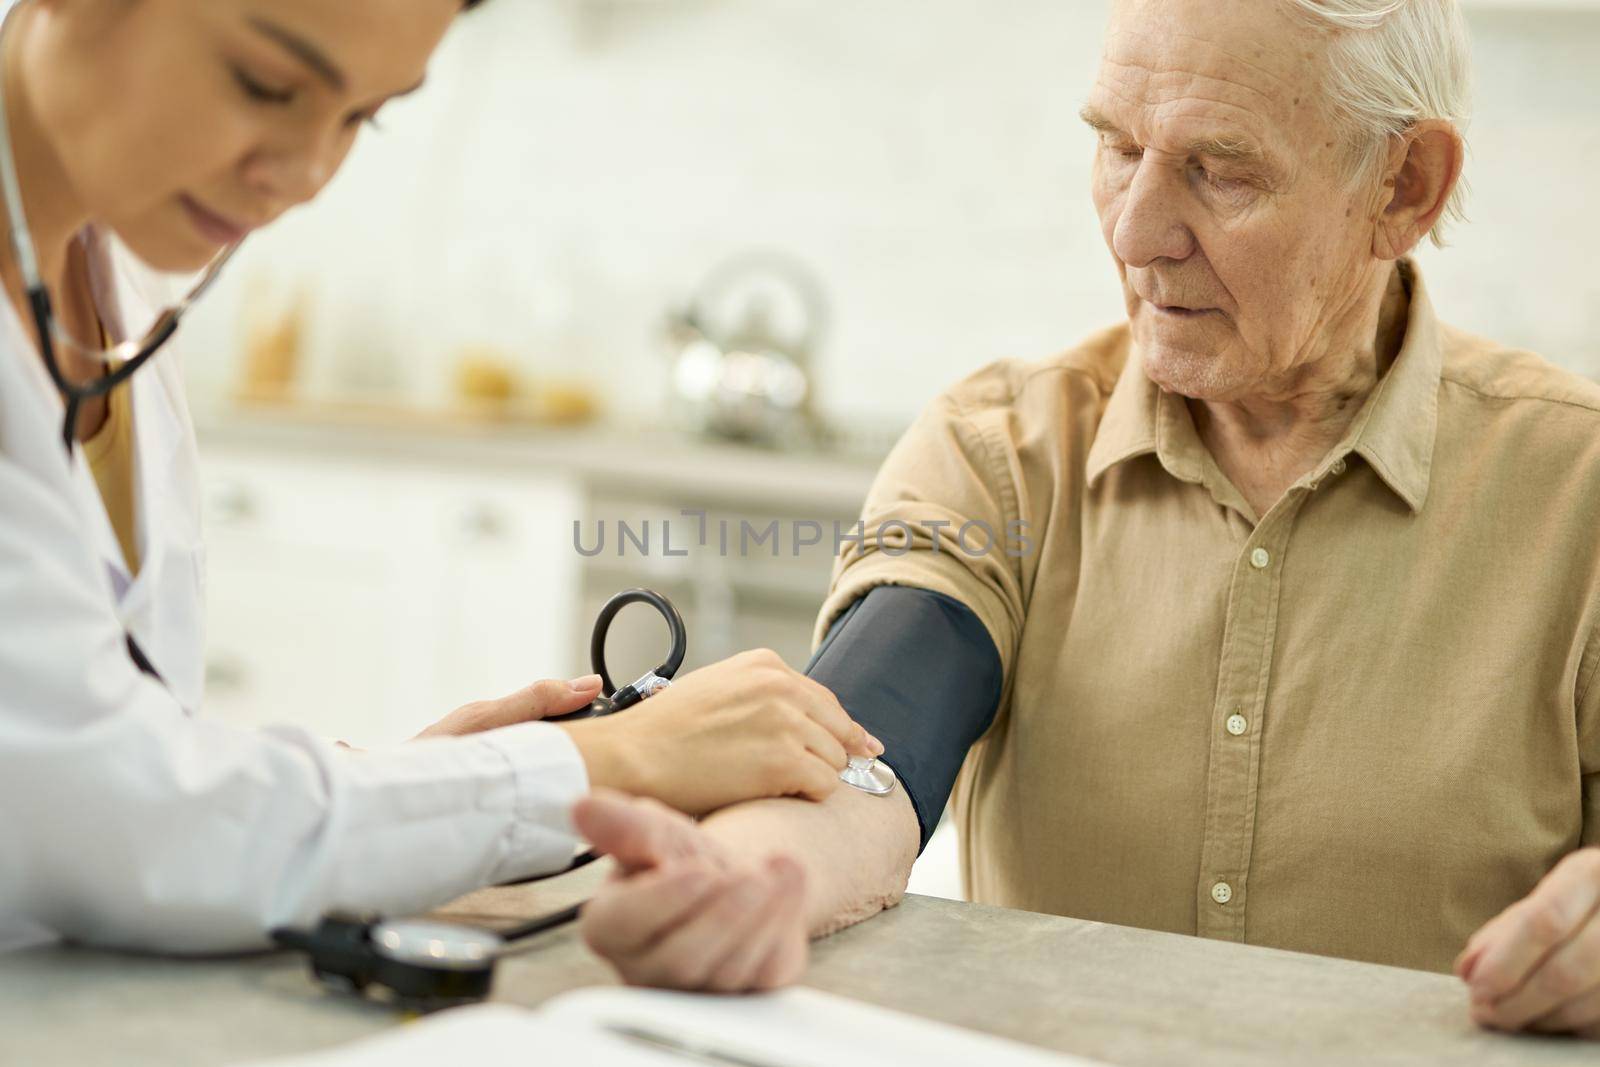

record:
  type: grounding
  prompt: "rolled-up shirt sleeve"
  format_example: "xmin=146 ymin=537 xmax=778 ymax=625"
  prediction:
xmin=0 ymin=456 xmax=587 ymax=954
xmin=815 ymin=390 xmax=1026 ymax=693
xmin=1576 ymin=611 xmax=1600 ymax=850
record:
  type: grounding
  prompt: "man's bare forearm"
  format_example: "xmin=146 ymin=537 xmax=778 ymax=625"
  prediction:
xmin=700 ymin=784 xmax=921 ymax=938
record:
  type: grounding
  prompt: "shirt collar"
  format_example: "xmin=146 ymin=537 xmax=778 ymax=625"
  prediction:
xmin=1085 ymin=334 xmax=1164 ymax=485
xmin=1344 ymin=260 xmax=1440 ymax=512
xmin=1085 ymin=258 xmax=1442 ymax=514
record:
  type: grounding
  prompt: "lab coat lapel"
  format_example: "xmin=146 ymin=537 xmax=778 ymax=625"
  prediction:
xmin=123 ymin=358 xmax=207 ymax=713
xmin=0 ymin=279 xmax=128 ymax=600
xmin=85 ymin=227 xmax=208 ymax=712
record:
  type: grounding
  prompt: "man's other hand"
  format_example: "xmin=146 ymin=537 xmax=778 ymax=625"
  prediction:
xmin=1456 ymin=847 xmax=1600 ymax=1038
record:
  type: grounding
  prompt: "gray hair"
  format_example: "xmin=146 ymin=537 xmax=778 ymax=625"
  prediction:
xmin=1283 ymin=0 xmax=1472 ymax=246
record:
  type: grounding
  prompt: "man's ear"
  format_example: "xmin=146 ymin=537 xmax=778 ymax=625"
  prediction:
xmin=1372 ymin=119 xmax=1465 ymax=260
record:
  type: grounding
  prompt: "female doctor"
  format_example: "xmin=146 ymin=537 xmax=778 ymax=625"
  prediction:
xmin=0 ymin=0 xmax=877 ymax=971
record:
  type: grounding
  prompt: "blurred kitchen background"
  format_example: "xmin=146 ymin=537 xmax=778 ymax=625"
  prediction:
xmin=177 ymin=0 xmax=1600 ymax=897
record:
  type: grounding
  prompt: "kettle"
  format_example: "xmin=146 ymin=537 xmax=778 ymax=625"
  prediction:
xmin=666 ymin=251 xmax=828 ymax=448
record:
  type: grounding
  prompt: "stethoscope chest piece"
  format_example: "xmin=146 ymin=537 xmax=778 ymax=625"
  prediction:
xmin=840 ymin=755 xmax=897 ymax=796
xmin=371 ymin=919 xmax=503 ymax=973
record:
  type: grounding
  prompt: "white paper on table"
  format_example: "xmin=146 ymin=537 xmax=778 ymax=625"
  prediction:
xmin=235 ymin=985 xmax=1105 ymax=1067
xmin=234 ymin=1004 xmax=653 ymax=1067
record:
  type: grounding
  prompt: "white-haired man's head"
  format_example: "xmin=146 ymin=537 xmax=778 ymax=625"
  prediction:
xmin=1284 ymin=0 xmax=1472 ymax=242
xmin=1083 ymin=0 xmax=1469 ymax=405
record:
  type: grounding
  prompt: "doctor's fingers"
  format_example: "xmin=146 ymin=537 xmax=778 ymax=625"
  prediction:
xmin=625 ymin=867 xmax=791 ymax=990
xmin=786 ymin=675 xmax=882 ymax=759
xmin=573 ymin=790 xmax=720 ymax=875
xmin=684 ymin=857 xmax=796 ymax=991
xmin=752 ymin=899 xmax=810 ymax=991
xmin=1466 ymin=850 xmax=1600 ymax=1006
xmin=773 ymin=747 xmax=847 ymax=803
xmin=1480 ymin=911 xmax=1600 ymax=1032
xmin=498 ymin=676 xmax=604 ymax=722
xmin=791 ymin=713 xmax=850 ymax=772
xmin=417 ymin=676 xmax=603 ymax=738
xmin=581 ymin=862 xmax=726 ymax=960
xmin=709 ymin=855 xmax=809 ymax=992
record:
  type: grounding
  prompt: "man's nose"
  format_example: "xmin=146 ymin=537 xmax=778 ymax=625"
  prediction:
xmin=1111 ymin=162 xmax=1196 ymax=269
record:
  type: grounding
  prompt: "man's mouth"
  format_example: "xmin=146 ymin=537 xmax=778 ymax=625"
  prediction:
xmin=1149 ymin=302 xmax=1212 ymax=319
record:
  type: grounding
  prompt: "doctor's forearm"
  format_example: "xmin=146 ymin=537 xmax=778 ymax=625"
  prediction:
xmin=700 ymin=784 xmax=921 ymax=938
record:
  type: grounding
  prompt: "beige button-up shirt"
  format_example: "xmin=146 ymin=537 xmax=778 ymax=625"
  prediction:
xmin=817 ymin=262 xmax=1600 ymax=973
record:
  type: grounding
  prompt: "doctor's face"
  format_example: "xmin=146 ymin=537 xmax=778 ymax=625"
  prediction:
xmin=24 ymin=0 xmax=463 ymax=271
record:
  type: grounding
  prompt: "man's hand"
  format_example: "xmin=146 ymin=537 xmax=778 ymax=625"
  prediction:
xmin=575 ymin=790 xmax=809 ymax=992
xmin=1455 ymin=847 xmax=1600 ymax=1037
xmin=414 ymin=675 xmax=604 ymax=739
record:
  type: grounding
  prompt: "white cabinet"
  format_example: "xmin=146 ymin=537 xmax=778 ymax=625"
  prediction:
xmin=200 ymin=449 xmax=583 ymax=746
xmin=195 ymin=418 xmax=880 ymax=747
xmin=424 ymin=470 xmax=585 ymax=721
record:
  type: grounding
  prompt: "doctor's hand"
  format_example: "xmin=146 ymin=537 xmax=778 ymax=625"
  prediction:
xmin=556 ymin=648 xmax=882 ymax=816
xmin=575 ymin=790 xmax=809 ymax=992
xmin=1455 ymin=847 xmax=1600 ymax=1038
xmin=413 ymin=675 xmax=605 ymax=739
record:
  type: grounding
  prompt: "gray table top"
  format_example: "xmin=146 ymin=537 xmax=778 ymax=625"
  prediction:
xmin=1 ymin=873 xmax=1593 ymax=1067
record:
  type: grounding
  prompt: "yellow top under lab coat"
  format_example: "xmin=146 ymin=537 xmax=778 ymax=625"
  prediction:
xmin=82 ymin=359 xmax=139 ymax=577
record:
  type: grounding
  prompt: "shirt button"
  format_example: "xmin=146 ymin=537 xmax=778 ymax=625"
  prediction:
xmin=1249 ymin=547 xmax=1270 ymax=569
xmin=1211 ymin=881 xmax=1233 ymax=905
xmin=1330 ymin=458 xmax=1347 ymax=476
xmin=1226 ymin=714 xmax=1248 ymax=736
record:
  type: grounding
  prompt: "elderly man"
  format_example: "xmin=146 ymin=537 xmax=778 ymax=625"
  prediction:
xmin=572 ymin=0 xmax=1600 ymax=1039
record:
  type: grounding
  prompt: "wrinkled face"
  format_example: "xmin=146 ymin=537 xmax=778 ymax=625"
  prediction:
xmin=1086 ymin=0 xmax=1389 ymax=401
xmin=24 ymin=0 xmax=461 ymax=272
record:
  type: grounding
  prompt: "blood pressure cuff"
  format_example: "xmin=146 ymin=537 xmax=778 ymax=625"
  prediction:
xmin=805 ymin=586 xmax=1002 ymax=854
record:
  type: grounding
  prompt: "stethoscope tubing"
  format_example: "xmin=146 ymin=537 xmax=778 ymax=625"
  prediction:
xmin=475 ymin=591 xmax=692 ymax=926
xmin=590 ymin=588 xmax=687 ymax=709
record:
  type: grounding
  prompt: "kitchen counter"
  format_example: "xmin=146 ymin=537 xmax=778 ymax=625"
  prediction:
xmin=195 ymin=405 xmax=887 ymax=515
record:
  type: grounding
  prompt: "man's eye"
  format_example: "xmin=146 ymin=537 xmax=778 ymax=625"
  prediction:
xmin=1198 ymin=166 xmax=1249 ymax=193
xmin=233 ymin=66 xmax=295 ymax=106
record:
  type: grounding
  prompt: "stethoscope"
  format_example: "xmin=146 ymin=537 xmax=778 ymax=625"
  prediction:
xmin=0 ymin=7 xmax=899 ymax=1004
xmin=0 ymin=0 xmax=239 ymax=453
xmin=272 ymin=588 xmax=899 ymax=1006
xmin=562 ymin=587 xmax=687 ymax=718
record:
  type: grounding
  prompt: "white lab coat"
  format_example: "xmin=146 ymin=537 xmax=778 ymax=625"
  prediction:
xmin=0 ymin=227 xmax=589 ymax=953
